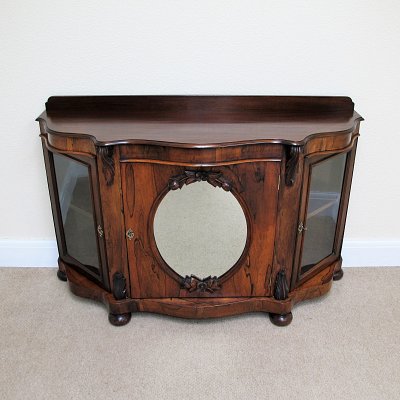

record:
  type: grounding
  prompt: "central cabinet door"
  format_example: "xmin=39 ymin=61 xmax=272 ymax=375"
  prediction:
xmin=121 ymin=160 xmax=281 ymax=298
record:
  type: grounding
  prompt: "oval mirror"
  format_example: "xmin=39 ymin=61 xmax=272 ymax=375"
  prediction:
xmin=153 ymin=181 xmax=248 ymax=279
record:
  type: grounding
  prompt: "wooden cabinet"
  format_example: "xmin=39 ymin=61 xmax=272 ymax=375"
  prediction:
xmin=38 ymin=96 xmax=362 ymax=326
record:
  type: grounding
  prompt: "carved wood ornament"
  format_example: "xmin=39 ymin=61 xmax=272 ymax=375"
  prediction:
xmin=285 ymin=146 xmax=301 ymax=186
xmin=98 ymin=146 xmax=115 ymax=186
xmin=168 ymin=170 xmax=232 ymax=191
xmin=112 ymin=272 xmax=128 ymax=300
xmin=274 ymin=269 xmax=289 ymax=300
xmin=182 ymin=275 xmax=221 ymax=293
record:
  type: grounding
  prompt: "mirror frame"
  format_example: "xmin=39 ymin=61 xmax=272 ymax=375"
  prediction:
xmin=148 ymin=169 xmax=252 ymax=290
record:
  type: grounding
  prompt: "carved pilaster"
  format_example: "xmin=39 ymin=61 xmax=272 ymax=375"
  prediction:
xmin=285 ymin=146 xmax=301 ymax=186
xmin=98 ymin=146 xmax=115 ymax=186
xmin=273 ymin=269 xmax=289 ymax=300
xmin=112 ymin=272 xmax=128 ymax=300
xmin=169 ymin=170 xmax=232 ymax=191
xmin=182 ymin=275 xmax=221 ymax=293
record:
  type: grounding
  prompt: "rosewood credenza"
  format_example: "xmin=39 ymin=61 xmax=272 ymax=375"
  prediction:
xmin=37 ymin=96 xmax=362 ymax=326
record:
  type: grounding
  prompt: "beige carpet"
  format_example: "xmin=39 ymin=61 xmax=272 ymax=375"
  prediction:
xmin=0 ymin=268 xmax=399 ymax=400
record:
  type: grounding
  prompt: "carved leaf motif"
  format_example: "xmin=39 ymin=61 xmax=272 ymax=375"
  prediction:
xmin=168 ymin=170 xmax=232 ymax=191
xmin=274 ymin=269 xmax=289 ymax=300
xmin=182 ymin=275 xmax=221 ymax=293
xmin=112 ymin=272 xmax=128 ymax=300
xmin=98 ymin=146 xmax=115 ymax=186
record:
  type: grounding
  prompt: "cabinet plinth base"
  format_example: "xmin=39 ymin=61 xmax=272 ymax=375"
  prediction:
xmin=269 ymin=312 xmax=293 ymax=326
xmin=61 ymin=258 xmax=337 ymax=326
xmin=108 ymin=312 xmax=131 ymax=326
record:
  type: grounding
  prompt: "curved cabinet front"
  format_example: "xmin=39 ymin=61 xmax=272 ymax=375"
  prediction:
xmin=121 ymin=158 xmax=281 ymax=298
xmin=37 ymin=95 xmax=362 ymax=326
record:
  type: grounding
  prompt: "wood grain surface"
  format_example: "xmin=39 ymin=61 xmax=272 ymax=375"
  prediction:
xmin=37 ymin=96 xmax=362 ymax=148
xmin=39 ymin=96 xmax=362 ymax=325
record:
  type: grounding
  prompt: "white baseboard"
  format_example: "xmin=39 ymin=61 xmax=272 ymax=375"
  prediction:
xmin=0 ymin=240 xmax=59 ymax=267
xmin=341 ymin=240 xmax=400 ymax=267
xmin=0 ymin=239 xmax=399 ymax=267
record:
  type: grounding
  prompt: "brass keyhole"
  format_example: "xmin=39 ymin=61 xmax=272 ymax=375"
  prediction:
xmin=126 ymin=228 xmax=135 ymax=240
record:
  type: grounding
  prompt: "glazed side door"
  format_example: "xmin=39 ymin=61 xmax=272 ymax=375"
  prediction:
xmin=292 ymin=143 xmax=358 ymax=286
xmin=121 ymin=160 xmax=281 ymax=299
xmin=42 ymin=143 xmax=110 ymax=289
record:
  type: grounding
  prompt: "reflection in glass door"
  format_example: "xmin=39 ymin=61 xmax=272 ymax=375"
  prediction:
xmin=53 ymin=153 xmax=100 ymax=269
xmin=300 ymin=153 xmax=347 ymax=274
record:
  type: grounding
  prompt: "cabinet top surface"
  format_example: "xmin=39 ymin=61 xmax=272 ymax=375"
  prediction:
xmin=37 ymin=96 xmax=362 ymax=148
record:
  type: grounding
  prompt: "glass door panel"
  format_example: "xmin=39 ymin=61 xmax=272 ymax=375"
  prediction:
xmin=300 ymin=152 xmax=347 ymax=274
xmin=53 ymin=153 xmax=100 ymax=270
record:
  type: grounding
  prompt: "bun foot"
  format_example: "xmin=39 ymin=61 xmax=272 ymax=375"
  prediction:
xmin=333 ymin=268 xmax=344 ymax=281
xmin=108 ymin=312 xmax=131 ymax=326
xmin=57 ymin=269 xmax=67 ymax=282
xmin=269 ymin=312 xmax=293 ymax=327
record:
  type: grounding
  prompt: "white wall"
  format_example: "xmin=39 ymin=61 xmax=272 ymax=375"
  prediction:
xmin=1 ymin=1 xmax=399 ymax=265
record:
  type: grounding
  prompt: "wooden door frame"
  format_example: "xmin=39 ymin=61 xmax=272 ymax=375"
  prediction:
xmin=42 ymin=140 xmax=110 ymax=290
xmin=291 ymin=141 xmax=358 ymax=288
